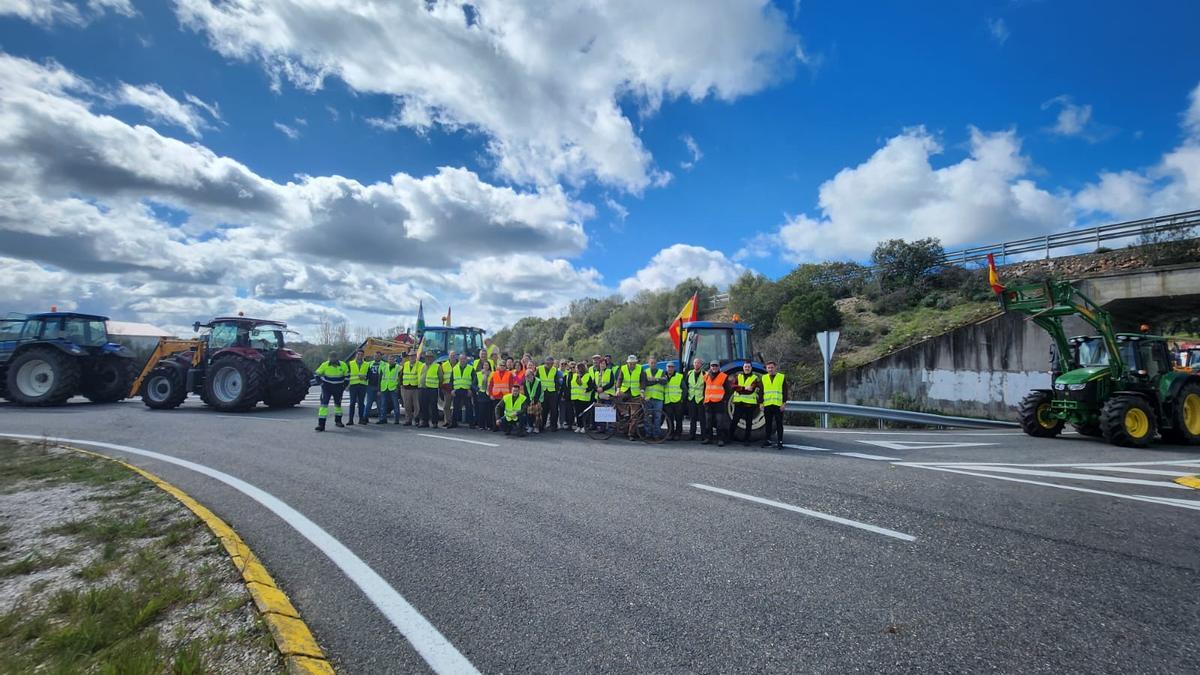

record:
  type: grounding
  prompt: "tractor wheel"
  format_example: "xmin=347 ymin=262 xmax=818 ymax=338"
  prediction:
xmin=5 ymin=347 xmax=80 ymax=406
xmin=1072 ymin=423 xmax=1103 ymax=438
xmin=81 ymin=356 xmax=135 ymax=403
xmin=141 ymin=363 xmax=188 ymax=410
xmin=1018 ymin=390 xmax=1063 ymax=438
xmin=1161 ymin=383 xmax=1200 ymax=445
xmin=264 ymin=360 xmax=312 ymax=408
xmin=201 ymin=354 xmax=266 ymax=412
xmin=1100 ymin=395 xmax=1156 ymax=448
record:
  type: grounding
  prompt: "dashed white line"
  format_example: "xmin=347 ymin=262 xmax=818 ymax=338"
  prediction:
xmin=946 ymin=465 xmax=1191 ymax=489
xmin=417 ymin=433 xmax=499 ymax=448
xmin=0 ymin=432 xmax=480 ymax=674
xmin=690 ymin=483 xmax=916 ymax=542
xmin=782 ymin=443 xmax=835 ymax=452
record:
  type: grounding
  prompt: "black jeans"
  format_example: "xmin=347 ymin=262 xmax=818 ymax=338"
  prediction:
xmin=764 ymin=406 xmax=783 ymax=444
xmin=572 ymin=399 xmax=592 ymax=428
xmin=664 ymin=402 xmax=683 ymax=438
xmin=703 ymin=402 xmax=727 ymax=442
xmin=452 ymin=390 xmax=473 ymax=426
xmin=687 ymin=400 xmax=708 ymax=439
xmin=732 ymin=403 xmax=758 ymax=443
xmin=541 ymin=391 xmax=559 ymax=431
xmin=475 ymin=395 xmax=494 ymax=429
xmin=419 ymin=388 xmax=439 ymax=426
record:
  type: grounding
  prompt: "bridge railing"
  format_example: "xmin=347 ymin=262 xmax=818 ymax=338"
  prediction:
xmin=783 ymin=400 xmax=1019 ymax=429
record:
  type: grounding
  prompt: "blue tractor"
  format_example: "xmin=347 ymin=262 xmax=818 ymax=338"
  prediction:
xmin=664 ymin=320 xmax=767 ymax=438
xmin=0 ymin=312 xmax=135 ymax=406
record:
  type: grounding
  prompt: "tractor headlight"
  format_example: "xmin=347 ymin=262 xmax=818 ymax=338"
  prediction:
xmin=1054 ymin=383 xmax=1066 ymax=391
xmin=1068 ymin=383 xmax=1087 ymax=391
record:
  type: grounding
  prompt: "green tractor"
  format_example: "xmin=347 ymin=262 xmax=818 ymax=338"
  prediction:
xmin=1001 ymin=279 xmax=1200 ymax=447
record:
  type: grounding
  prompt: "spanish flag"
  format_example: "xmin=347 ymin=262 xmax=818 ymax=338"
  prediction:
xmin=668 ymin=292 xmax=700 ymax=350
xmin=987 ymin=254 xmax=1005 ymax=295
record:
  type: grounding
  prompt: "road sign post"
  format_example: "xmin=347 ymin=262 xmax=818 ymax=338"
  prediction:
xmin=816 ymin=330 xmax=840 ymax=429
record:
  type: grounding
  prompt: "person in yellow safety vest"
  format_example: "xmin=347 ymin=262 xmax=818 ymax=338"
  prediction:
xmin=450 ymin=353 xmax=475 ymax=429
xmin=685 ymin=358 xmax=708 ymax=441
xmin=663 ymin=361 xmax=685 ymax=441
xmin=314 ymin=351 xmax=349 ymax=432
xmin=474 ymin=360 xmax=494 ymax=431
xmin=702 ymin=361 xmax=730 ymax=446
xmin=500 ymin=390 xmax=528 ymax=437
xmin=418 ymin=352 xmax=442 ymax=428
xmin=346 ymin=349 xmax=370 ymax=426
xmin=483 ymin=337 xmax=499 ymax=365
xmin=364 ymin=352 xmax=385 ymax=426
xmin=616 ymin=355 xmax=644 ymax=398
xmin=536 ymin=356 xmax=561 ymax=433
xmin=377 ymin=353 xmax=401 ymax=424
xmin=590 ymin=354 xmax=613 ymax=399
xmin=400 ymin=351 xmax=422 ymax=426
xmin=569 ymin=362 xmax=594 ymax=432
xmin=760 ymin=361 xmax=787 ymax=449
xmin=473 ymin=348 xmax=496 ymax=372
xmin=441 ymin=351 xmax=457 ymax=427
xmin=642 ymin=354 xmax=666 ymax=440
xmin=731 ymin=361 xmax=762 ymax=446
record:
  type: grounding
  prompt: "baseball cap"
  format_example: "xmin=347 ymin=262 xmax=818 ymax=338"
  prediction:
xmin=626 ymin=355 xmax=638 ymax=363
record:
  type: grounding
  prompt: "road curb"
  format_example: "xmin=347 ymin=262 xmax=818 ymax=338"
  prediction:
xmin=1174 ymin=475 xmax=1200 ymax=489
xmin=61 ymin=444 xmax=336 ymax=675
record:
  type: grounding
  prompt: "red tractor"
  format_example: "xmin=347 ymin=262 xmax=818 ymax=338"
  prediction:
xmin=132 ymin=316 xmax=311 ymax=412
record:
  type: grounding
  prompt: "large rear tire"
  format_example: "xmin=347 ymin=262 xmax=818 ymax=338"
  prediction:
xmin=1018 ymin=390 xmax=1063 ymax=438
xmin=264 ymin=359 xmax=312 ymax=408
xmin=141 ymin=363 xmax=188 ymax=410
xmin=1160 ymin=383 xmax=1200 ymax=445
xmin=81 ymin=356 xmax=135 ymax=403
xmin=201 ymin=354 xmax=266 ymax=412
xmin=1100 ymin=395 xmax=1156 ymax=448
xmin=5 ymin=347 xmax=80 ymax=406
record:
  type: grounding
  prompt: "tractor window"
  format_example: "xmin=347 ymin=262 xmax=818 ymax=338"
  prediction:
xmin=1076 ymin=338 xmax=1109 ymax=367
xmin=1118 ymin=342 xmax=1139 ymax=372
xmin=248 ymin=327 xmax=280 ymax=351
xmin=733 ymin=329 xmax=752 ymax=361
xmin=60 ymin=320 xmax=107 ymax=347
xmin=207 ymin=324 xmax=238 ymax=349
xmin=422 ymin=330 xmax=448 ymax=356
xmin=1139 ymin=342 xmax=1171 ymax=379
xmin=0 ymin=320 xmax=23 ymax=341
xmin=687 ymin=330 xmax=734 ymax=365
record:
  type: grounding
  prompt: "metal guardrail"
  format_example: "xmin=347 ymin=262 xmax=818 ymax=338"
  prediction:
xmin=783 ymin=400 xmax=1019 ymax=429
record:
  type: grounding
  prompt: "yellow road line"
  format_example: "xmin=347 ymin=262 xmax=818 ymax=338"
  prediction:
xmin=61 ymin=444 xmax=335 ymax=675
xmin=1175 ymin=475 xmax=1200 ymax=489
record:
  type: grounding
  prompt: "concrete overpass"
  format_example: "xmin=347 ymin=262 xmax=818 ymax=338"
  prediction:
xmin=1078 ymin=262 xmax=1200 ymax=331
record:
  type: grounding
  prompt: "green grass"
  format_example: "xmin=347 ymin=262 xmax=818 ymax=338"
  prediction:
xmin=840 ymin=300 xmax=998 ymax=369
xmin=0 ymin=441 xmax=283 ymax=675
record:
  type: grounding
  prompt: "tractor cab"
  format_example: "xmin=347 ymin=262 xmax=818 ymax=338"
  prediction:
xmin=0 ymin=312 xmax=118 ymax=354
xmin=194 ymin=317 xmax=292 ymax=354
xmin=418 ymin=326 xmax=486 ymax=363
xmin=677 ymin=321 xmax=762 ymax=374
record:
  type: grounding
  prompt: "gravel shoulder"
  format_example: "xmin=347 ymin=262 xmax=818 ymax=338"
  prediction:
xmin=0 ymin=439 xmax=284 ymax=674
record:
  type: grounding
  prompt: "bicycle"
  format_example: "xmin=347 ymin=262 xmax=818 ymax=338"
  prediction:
xmin=580 ymin=395 xmax=666 ymax=444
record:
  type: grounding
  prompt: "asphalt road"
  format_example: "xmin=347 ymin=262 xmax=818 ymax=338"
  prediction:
xmin=2 ymin=394 xmax=1197 ymax=673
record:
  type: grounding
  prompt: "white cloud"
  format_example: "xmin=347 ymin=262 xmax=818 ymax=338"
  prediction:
xmin=115 ymin=83 xmax=213 ymax=138
xmin=273 ymin=120 xmax=301 ymax=139
xmin=739 ymin=126 xmax=1071 ymax=262
xmin=174 ymin=0 xmax=798 ymax=192
xmin=618 ymin=244 xmax=746 ymax=297
xmin=987 ymin=17 xmax=1009 ymax=45
xmin=0 ymin=52 xmax=599 ymax=336
xmin=1041 ymin=94 xmax=1112 ymax=142
xmin=680 ymin=134 xmax=703 ymax=171
xmin=1075 ymin=82 xmax=1200 ymax=219
xmin=0 ymin=0 xmax=134 ymax=26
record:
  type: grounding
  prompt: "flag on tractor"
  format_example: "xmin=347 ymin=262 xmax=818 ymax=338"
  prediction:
xmin=443 ymin=306 xmax=452 ymax=327
xmin=668 ymin=292 xmax=700 ymax=350
xmin=416 ymin=300 xmax=426 ymax=332
xmin=987 ymin=254 xmax=1005 ymax=295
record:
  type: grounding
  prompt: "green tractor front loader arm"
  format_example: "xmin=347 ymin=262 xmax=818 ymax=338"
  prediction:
xmin=999 ymin=280 xmax=1122 ymax=378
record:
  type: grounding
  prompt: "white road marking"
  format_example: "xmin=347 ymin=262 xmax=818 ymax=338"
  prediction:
xmin=835 ymin=452 xmax=901 ymax=461
xmin=781 ymin=443 xmax=835 ymax=452
xmin=1076 ymin=466 xmax=1196 ymax=477
xmin=904 ymin=464 xmax=1200 ymax=511
xmin=417 ymin=433 xmax=499 ymax=448
xmin=214 ymin=415 xmax=296 ymax=422
xmin=0 ymin=432 xmax=479 ymax=675
xmin=858 ymin=440 xmax=996 ymax=451
xmin=942 ymin=465 xmax=1191 ymax=489
xmin=906 ymin=458 xmax=1200 ymax=469
xmin=690 ymin=483 xmax=916 ymax=542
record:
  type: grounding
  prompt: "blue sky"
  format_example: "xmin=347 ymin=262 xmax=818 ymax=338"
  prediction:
xmin=1 ymin=0 xmax=1197 ymax=336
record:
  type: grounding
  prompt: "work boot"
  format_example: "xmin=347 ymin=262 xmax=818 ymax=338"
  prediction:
xmin=376 ymin=419 xmax=387 ymax=425
xmin=760 ymin=441 xmax=772 ymax=448
xmin=700 ymin=439 xmax=712 ymax=445
xmin=403 ymin=421 xmax=412 ymax=427
xmin=346 ymin=417 xmax=354 ymax=426
xmin=776 ymin=441 xmax=784 ymax=449
xmin=315 ymin=419 xmax=326 ymax=432
xmin=334 ymin=416 xmax=345 ymax=428
xmin=359 ymin=417 xmax=368 ymax=425
xmin=394 ymin=419 xmax=400 ymax=425
xmin=717 ymin=440 xmax=726 ymax=447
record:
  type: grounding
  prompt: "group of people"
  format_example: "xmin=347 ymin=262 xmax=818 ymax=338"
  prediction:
xmin=311 ymin=338 xmax=788 ymax=448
